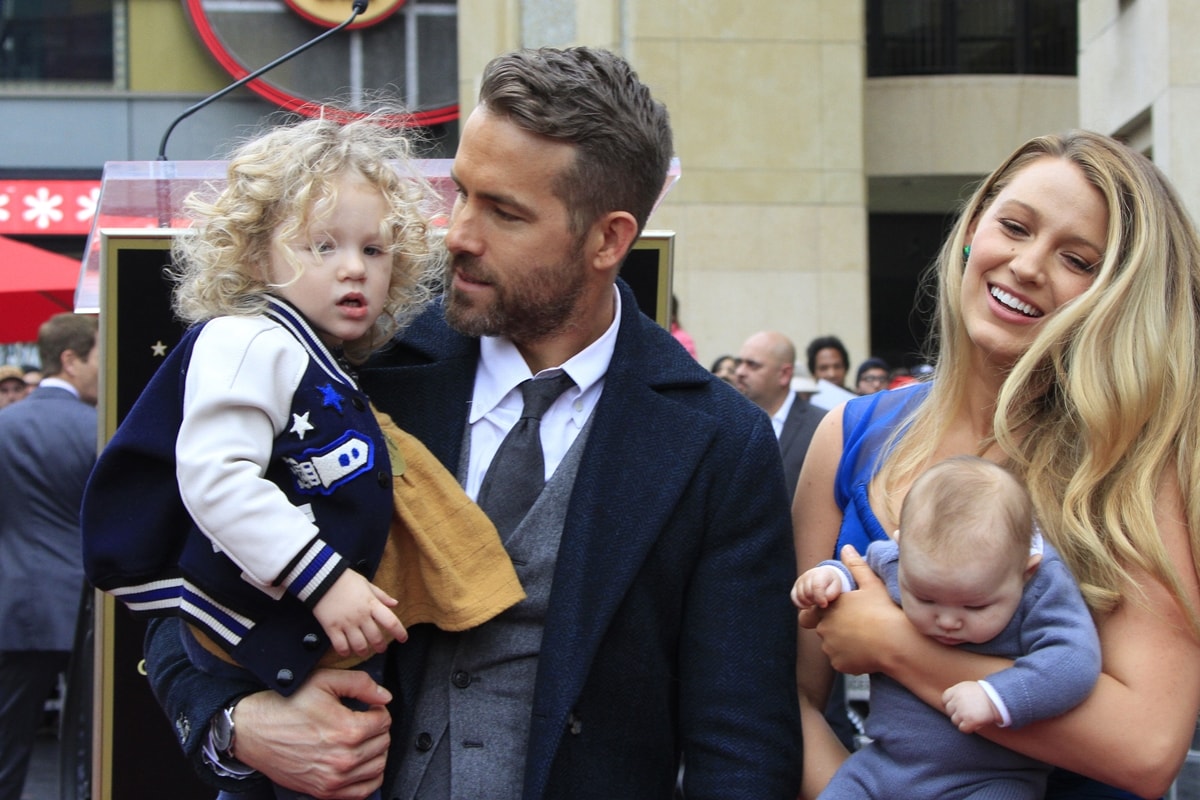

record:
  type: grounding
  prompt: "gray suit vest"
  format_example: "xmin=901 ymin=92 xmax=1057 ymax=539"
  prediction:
xmin=391 ymin=414 xmax=594 ymax=800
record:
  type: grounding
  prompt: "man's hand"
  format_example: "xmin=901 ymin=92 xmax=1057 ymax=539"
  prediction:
xmin=943 ymin=680 xmax=1000 ymax=734
xmin=232 ymin=669 xmax=393 ymax=799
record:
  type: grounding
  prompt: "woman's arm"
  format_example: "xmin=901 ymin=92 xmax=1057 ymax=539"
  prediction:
xmin=819 ymin=473 xmax=1200 ymax=798
xmin=791 ymin=408 xmax=852 ymax=798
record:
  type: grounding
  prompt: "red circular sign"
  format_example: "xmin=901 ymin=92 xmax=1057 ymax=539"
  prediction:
xmin=184 ymin=0 xmax=457 ymax=127
xmin=283 ymin=0 xmax=406 ymax=30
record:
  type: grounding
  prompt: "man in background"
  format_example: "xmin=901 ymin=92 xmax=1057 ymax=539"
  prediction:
xmin=736 ymin=330 xmax=826 ymax=500
xmin=805 ymin=335 xmax=850 ymax=390
xmin=0 ymin=365 xmax=26 ymax=409
xmin=0 ymin=313 xmax=98 ymax=800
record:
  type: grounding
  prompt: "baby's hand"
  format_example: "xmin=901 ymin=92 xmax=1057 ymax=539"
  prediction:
xmin=312 ymin=570 xmax=408 ymax=657
xmin=791 ymin=565 xmax=845 ymax=609
xmin=943 ymin=680 xmax=1000 ymax=733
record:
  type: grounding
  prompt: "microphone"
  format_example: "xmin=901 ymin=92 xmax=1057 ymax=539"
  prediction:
xmin=157 ymin=0 xmax=370 ymax=160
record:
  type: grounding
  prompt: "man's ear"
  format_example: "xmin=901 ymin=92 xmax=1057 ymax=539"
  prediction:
xmin=59 ymin=349 xmax=80 ymax=377
xmin=587 ymin=211 xmax=639 ymax=274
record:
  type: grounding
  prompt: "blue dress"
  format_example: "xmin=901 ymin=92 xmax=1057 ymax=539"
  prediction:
xmin=831 ymin=383 xmax=1152 ymax=800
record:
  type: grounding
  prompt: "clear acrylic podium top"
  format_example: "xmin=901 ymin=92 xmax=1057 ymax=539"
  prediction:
xmin=76 ymin=157 xmax=680 ymax=314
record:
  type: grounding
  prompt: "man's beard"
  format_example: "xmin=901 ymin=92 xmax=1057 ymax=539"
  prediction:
xmin=445 ymin=246 xmax=587 ymax=345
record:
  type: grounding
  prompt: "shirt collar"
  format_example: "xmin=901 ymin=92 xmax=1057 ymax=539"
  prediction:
xmin=469 ymin=285 xmax=621 ymax=423
xmin=38 ymin=376 xmax=79 ymax=398
xmin=771 ymin=389 xmax=796 ymax=438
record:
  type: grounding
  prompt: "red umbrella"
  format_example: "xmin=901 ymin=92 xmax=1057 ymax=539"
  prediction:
xmin=0 ymin=235 xmax=82 ymax=344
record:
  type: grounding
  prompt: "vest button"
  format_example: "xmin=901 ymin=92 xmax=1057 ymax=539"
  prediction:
xmin=301 ymin=633 xmax=321 ymax=651
xmin=415 ymin=732 xmax=433 ymax=751
xmin=352 ymin=397 xmax=365 ymax=411
xmin=451 ymin=670 xmax=471 ymax=689
xmin=377 ymin=470 xmax=389 ymax=488
xmin=276 ymin=669 xmax=294 ymax=688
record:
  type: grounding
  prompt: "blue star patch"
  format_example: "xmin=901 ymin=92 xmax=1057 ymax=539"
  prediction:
xmin=318 ymin=383 xmax=345 ymax=413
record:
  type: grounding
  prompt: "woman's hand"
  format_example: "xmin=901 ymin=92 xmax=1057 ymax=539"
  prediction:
xmin=808 ymin=545 xmax=910 ymax=676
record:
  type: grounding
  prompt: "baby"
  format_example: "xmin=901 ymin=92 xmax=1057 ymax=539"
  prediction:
xmin=793 ymin=455 xmax=1101 ymax=799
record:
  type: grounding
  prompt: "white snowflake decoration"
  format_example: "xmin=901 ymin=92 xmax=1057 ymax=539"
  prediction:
xmin=23 ymin=187 xmax=64 ymax=230
xmin=77 ymin=188 xmax=100 ymax=223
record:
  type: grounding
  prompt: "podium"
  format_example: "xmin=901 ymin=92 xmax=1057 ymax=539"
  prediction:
xmin=76 ymin=157 xmax=678 ymax=798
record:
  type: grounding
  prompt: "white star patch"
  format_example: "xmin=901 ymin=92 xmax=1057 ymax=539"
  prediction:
xmin=151 ymin=340 xmax=168 ymax=357
xmin=290 ymin=411 xmax=314 ymax=440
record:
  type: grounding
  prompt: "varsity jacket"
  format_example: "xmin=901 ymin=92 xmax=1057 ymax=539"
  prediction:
xmin=82 ymin=296 xmax=393 ymax=695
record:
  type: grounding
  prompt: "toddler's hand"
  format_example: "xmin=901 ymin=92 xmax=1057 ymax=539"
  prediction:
xmin=313 ymin=570 xmax=408 ymax=657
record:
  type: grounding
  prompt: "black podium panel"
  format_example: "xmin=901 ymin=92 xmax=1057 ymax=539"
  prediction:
xmin=91 ymin=231 xmax=207 ymax=800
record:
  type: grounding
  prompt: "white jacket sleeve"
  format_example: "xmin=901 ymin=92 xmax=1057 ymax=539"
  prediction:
xmin=176 ymin=316 xmax=320 ymax=592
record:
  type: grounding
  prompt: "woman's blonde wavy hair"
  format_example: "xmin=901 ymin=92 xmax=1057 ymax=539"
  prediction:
xmin=875 ymin=130 xmax=1200 ymax=633
xmin=170 ymin=113 xmax=443 ymax=364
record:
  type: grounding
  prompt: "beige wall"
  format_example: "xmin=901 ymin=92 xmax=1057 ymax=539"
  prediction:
xmin=457 ymin=0 xmax=870 ymax=371
xmin=1080 ymin=0 xmax=1200 ymax=220
xmin=127 ymin=0 xmax=229 ymax=93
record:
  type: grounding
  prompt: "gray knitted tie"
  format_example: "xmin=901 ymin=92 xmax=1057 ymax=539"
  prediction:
xmin=477 ymin=372 xmax=576 ymax=539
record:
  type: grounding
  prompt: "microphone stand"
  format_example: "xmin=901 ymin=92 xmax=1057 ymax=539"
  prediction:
xmin=157 ymin=0 xmax=369 ymax=160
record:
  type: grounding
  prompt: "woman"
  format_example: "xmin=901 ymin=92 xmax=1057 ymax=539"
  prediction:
xmin=795 ymin=130 xmax=1200 ymax=799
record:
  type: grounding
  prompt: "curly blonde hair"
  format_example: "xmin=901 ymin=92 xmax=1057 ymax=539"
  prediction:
xmin=875 ymin=130 xmax=1200 ymax=632
xmin=170 ymin=114 xmax=443 ymax=363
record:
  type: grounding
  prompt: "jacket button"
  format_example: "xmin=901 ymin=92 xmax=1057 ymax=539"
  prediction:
xmin=377 ymin=470 xmax=389 ymax=488
xmin=352 ymin=397 xmax=365 ymax=411
xmin=301 ymin=633 xmax=321 ymax=651
xmin=567 ymin=712 xmax=583 ymax=735
xmin=415 ymin=732 xmax=433 ymax=752
xmin=276 ymin=669 xmax=294 ymax=688
xmin=451 ymin=670 xmax=471 ymax=689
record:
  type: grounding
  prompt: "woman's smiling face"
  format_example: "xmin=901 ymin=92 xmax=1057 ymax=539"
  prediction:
xmin=961 ymin=156 xmax=1109 ymax=368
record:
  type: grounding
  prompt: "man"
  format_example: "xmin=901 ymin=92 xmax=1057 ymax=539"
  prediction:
xmin=736 ymin=331 xmax=826 ymax=499
xmin=854 ymin=357 xmax=890 ymax=396
xmin=0 ymin=365 xmax=25 ymax=408
xmin=145 ymin=47 xmax=801 ymax=799
xmin=805 ymin=335 xmax=850 ymax=389
xmin=0 ymin=313 xmax=98 ymax=800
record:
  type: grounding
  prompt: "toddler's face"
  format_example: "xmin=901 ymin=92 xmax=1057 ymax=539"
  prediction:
xmin=897 ymin=543 xmax=1027 ymax=646
xmin=267 ymin=172 xmax=393 ymax=348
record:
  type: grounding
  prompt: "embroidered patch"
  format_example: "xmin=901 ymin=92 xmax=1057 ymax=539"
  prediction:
xmin=290 ymin=410 xmax=314 ymax=440
xmin=284 ymin=430 xmax=374 ymax=495
xmin=318 ymin=383 xmax=345 ymax=413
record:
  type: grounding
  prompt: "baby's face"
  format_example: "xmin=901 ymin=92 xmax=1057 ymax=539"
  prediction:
xmin=897 ymin=544 xmax=1026 ymax=646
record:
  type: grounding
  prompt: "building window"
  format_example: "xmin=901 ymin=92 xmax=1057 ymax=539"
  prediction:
xmin=0 ymin=0 xmax=115 ymax=83
xmin=867 ymin=0 xmax=1076 ymax=77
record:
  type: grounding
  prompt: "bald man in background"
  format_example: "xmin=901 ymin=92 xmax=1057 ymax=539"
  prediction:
xmin=735 ymin=331 xmax=826 ymax=500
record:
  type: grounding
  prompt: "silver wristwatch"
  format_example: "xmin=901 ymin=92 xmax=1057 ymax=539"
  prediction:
xmin=211 ymin=703 xmax=237 ymax=759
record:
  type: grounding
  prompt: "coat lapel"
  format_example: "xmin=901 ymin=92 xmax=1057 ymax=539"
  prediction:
xmin=524 ymin=283 xmax=718 ymax=794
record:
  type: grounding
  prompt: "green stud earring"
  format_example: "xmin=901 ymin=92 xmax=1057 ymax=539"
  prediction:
xmin=962 ymin=245 xmax=971 ymax=263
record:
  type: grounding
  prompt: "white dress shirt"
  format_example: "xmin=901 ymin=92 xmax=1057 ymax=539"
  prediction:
xmin=462 ymin=286 xmax=620 ymax=500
